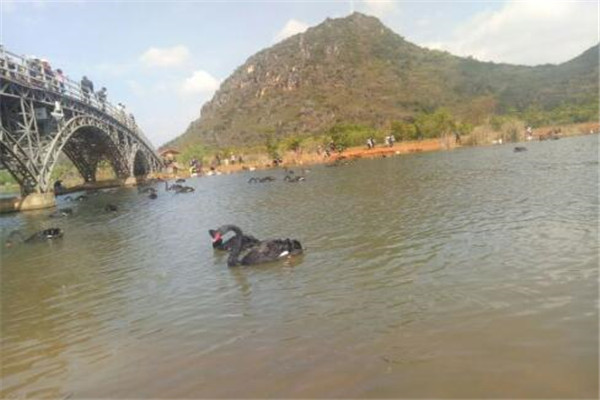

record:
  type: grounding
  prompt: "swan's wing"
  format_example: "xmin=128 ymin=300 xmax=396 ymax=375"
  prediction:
xmin=241 ymin=234 xmax=261 ymax=249
xmin=240 ymin=239 xmax=301 ymax=265
xmin=240 ymin=241 xmax=279 ymax=265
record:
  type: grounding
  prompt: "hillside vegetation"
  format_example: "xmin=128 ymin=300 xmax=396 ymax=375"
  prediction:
xmin=167 ymin=13 xmax=598 ymax=153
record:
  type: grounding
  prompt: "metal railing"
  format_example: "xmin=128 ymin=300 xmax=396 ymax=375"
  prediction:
xmin=0 ymin=46 xmax=156 ymax=152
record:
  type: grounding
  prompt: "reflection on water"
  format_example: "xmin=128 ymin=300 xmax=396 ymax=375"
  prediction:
xmin=1 ymin=135 xmax=598 ymax=398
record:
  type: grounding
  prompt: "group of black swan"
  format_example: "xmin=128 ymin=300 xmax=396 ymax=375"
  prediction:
xmin=4 ymin=178 xmax=199 ymax=247
xmin=248 ymin=169 xmax=307 ymax=184
xmin=209 ymin=224 xmax=303 ymax=267
xmin=135 ymin=179 xmax=195 ymax=198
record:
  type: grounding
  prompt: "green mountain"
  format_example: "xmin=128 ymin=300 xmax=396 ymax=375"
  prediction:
xmin=169 ymin=12 xmax=598 ymax=149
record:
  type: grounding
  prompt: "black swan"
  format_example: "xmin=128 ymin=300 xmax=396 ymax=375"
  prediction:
xmin=165 ymin=182 xmax=194 ymax=192
xmin=165 ymin=181 xmax=183 ymax=191
xmin=49 ymin=208 xmax=73 ymax=218
xmin=211 ymin=225 xmax=302 ymax=267
xmin=514 ymin=146 xmax=528 ymax=152
xmin=209 ymin=228 xmax=260 ymax=251
xmin=175 ymin=185 xmax=195 ymax=193
xmin=284 ymin=175 xmax=305 ymax=183
xmin=64 ymin=194 xmax=87 ymax=202
xmin=138 ymin=186 xmax=157 ymax=194
xmin=248 ymin=176 xmax=276 ymax=183
xmin=5 ymin=228 xmax=64 ymax=247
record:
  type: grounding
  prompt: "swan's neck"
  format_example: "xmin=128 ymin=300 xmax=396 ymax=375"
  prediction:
xmin=224 ymin=225 xmax=244 ymax=267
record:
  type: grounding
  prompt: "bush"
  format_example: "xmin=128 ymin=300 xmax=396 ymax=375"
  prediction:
xmin=390 ymin=120 xmax=418 ymax=141
xmin=414 ymin=108 xmax=456 ymax=139
xmin=179 ymin=143 xmax=209 ymax=166
xmin=282 ymin=136 xmax=303 ymax=152
xmin=326 ymin=123 xmax=380 ymax=148
xmin=264 ymin=133 xmax=280 ymax=159
xmin=0 ymin=170 xmax=17 ymax=186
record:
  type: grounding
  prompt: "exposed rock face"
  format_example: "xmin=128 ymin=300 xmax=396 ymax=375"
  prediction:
xmin=170 ymin=12 xmax=598 ymax=148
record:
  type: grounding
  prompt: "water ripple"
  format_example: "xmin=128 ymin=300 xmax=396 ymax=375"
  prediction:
xmin=1 ymin=135 xmax=598 ymax=398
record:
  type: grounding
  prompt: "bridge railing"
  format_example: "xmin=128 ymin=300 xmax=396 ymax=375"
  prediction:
xmin=0 ymin=46 xmax=156 ymax=153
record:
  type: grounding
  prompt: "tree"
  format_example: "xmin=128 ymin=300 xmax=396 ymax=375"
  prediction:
xmin=414 ymin=108 xmax=456 ymax=138
xmin=264 ymin=132 xmax=280 ymax=159
xmin=180 ymin=143 xmax=209 ymax=166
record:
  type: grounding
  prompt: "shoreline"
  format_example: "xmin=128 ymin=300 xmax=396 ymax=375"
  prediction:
xmin=1 ymin=126 xmax=597 ymax=196
xmin=200 ymin=137 xmax=449 ymax=176
xmin=187 ymin=128 xmax=598 ymax=177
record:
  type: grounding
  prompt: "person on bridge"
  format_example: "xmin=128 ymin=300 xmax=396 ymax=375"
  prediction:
xmin=55 ymin=69 xmax=66 ymax=93
xmin=81 ymin=75 xmax=94 ymax=103
xmin=41 ymin=59 xmax=53 ymax=88
xmin=117 ymin=103 xmax=127 ymax=123
xmin=27 ymin=57 xmax=42 ymax=86
xmin=128 ymin=113 xmax=136 ymax=129
xmin=97 ymin=87 xmax=107 ymax=111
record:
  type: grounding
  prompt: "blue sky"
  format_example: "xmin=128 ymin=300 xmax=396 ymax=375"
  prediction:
xmin=2 ymin=0 xmax=598 ymax=147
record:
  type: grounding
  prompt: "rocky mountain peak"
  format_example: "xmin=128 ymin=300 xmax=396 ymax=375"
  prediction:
xmin=170 ymin=14 xmax=598 ymax=149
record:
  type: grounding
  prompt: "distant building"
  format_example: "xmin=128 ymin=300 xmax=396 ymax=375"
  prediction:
xmin=159 ymin=148 xmax=180 ymax=162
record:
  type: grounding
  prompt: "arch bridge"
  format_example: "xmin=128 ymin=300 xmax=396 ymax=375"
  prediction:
xmin=0 ymin=47 xmax=163 ymax=206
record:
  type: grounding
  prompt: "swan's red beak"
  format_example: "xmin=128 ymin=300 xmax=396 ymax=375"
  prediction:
xmin=211 ymin=232 xmax=222 ymax=243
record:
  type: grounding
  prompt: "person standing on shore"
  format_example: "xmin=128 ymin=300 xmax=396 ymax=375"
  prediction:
xmin=526 ymin=126 xmax=533 ymax=141
xmin=454 ymin=131 xmax=461 ymax=145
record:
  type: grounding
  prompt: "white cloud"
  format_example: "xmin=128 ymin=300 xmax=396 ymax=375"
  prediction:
xmin=180 ymin=70 xmax=220 ymax=95
xmin=139 ymin=45 xmax=190 ymax=68
xmin=274 ymin=19 xmax=310 ymax=42
xmin=423 ymin=0 xmax=598 ymax=65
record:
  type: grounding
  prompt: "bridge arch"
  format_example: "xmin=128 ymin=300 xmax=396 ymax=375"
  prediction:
xmin=38 ymin=115 xmax=131 ymax=191
xmin=1 ymin=47 xmax=163 ymax=201
xmin=62 ymin=124 xmax=130 ymax=182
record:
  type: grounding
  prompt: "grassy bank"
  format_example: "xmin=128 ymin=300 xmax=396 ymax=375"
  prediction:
xmin=1 ymin=121 xmax=597 ymax=192
xmin=182 ymin=121 xmax=598 ymax=176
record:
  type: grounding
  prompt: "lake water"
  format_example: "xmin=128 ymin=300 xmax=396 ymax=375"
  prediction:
xmin=1 ymin=135 xmax=598 ymax=398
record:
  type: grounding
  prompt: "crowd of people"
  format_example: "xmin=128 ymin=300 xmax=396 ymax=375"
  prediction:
xmin=0 ymin=45 xmax=137 ymax=131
